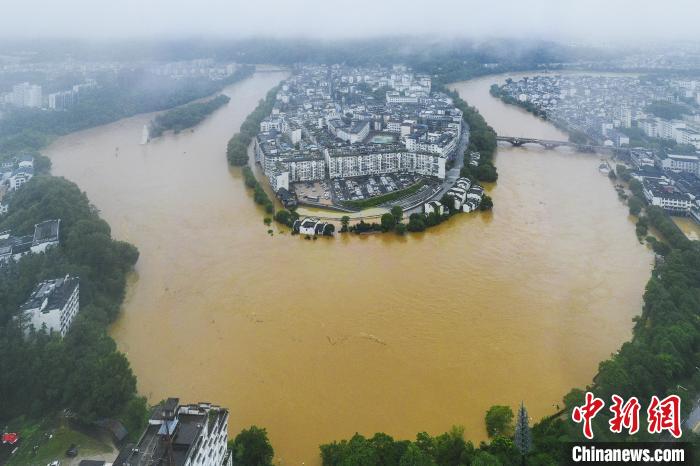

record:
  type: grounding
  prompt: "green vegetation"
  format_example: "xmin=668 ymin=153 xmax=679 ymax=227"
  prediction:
xmin=615 ymin=164 xmax=632 ymax=182
xmin=628 ymin=196 xmax=643 ymax=216
xmin=644 ymin=101 xmax=689 ymax=120
xmin=342 ymin=181 xmax=426 ymax=210
xmin=439 ymin=85 xmax=498 ymax=184
xmin=6 ymin=419 xmax=113 ymax=466
xmin=229 ymin=426 xmax=274 ymax=466
xmin=227 ymin=86 xmax=280 ymax=166
xmin=645 ymin=206 xmax=692 ymax=250
xmin=490 ymin=84 xmax=546 ymax=119
xmin=485 ymin=406 xmax=514 ymax=438
xmin=480 ymin=195 xmax=494 ymax=211
xmin=149 ymin=94 xmax=230 ymax=138
xmin=0 ymin=176 xmax=146 ymax=434
xmin=319 ymin=407 xmax=563 ymax=465
xmin=242 ymin=166 xmax=274 ymax=214
xmin=340 ymin=216 xmax=351 ymax=233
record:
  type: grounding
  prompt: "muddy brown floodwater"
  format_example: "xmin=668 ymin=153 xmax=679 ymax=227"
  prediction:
xmin=44 ymin=71 xmax=653 ymax=465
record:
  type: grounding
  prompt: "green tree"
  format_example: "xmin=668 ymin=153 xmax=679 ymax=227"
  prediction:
xmin=407 ymin=213 xmax=426 ymax=232
xmin=439 ymin=194 xmax=453 ymax=214
xmin=381 ymin=213 xmax=396 ymax=232
xmin=628 ymin=178 xmax=644 ymax=198
xmin=514 ymin=402 xmax=532 ymax=455
xmin=274 ymin=209 xmax=292 ymax=226
xmin=471 ymin=451 xmax=502 ymax=466
xmin=340 ymin=216 xmax=350 ymax=233
xmin=480 ymin=195 xmax=494 ymax=211
xmin=485 ymin=405 xmax=514 ymax=438
xmin=399 ymin=444 xmax=436 ymax=466
xmin=390 ymin=206 xmax=404 ymax=222
xmin=628 ymin=196 xmax=643 ymax=216
xmin=230 ymin=426 xmax=274 ymax=466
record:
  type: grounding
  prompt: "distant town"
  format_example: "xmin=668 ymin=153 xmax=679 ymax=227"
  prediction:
xmin=0 ymin=58 xmax=239 ymax=114
xmin=492 ymin=74 xmax=700 ymax=225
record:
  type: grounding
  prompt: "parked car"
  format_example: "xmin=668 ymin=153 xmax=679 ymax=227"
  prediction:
xmin=65 ymin=444 xmax=78 ymax=457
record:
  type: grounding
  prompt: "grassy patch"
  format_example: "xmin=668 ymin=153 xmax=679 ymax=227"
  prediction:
xmin=6 ymin=419 xmax=113 ymax=466
xmin=342 ymin=181 xmax=427 ymax=210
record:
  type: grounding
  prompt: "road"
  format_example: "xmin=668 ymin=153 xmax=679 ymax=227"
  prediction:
xmin=423 ymin=121 xmax=470 ymax=206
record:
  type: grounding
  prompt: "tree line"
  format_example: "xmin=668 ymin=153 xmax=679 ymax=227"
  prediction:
xmin=227 ymin=86 xmax=280 ymax=166
xmin=149 ymin=94 xmax=231 ymax=138
xmin=438 ymin=85 xmax=499 ymax=184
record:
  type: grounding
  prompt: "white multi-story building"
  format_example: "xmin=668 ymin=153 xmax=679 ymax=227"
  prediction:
xmin=327 ymin=119 xmax=369 ymax=143
xmin=675 ymin=128 xmax=700 ymax=149
xmin=661 ymin=154 xmax=700 ymax=175
xmin=386 ymin=91 xmax=419 ymax=104
xmin=643 ymin=179 xmax=693 ymax=214
xmin=19 ymin=275 xmax=79 ymax=337
xmin=114 ymin=398 xmax=232 ymax=466
xmin=11 ymin=83 xmax=42 ymax=108
xmin=0 ymin=219 xmax=61 ymax=264
xmin=325 ymin=146 xmax=446 ymax=179
xmin=405 ymin=132 xmax=458 ymax=158
xmin=639 ymin=118 xmax=659 ymax=138
xmin=7 ymin=167 xmax=33 ymax=191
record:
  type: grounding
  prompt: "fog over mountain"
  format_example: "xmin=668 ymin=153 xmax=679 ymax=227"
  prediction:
xmin=3 ymin=0 xmax=699 ymax=42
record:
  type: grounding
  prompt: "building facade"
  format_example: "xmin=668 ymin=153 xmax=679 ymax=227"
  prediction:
xmin=19 ymin=274 xmax=79 ymax=337
xmin=114 ymin=399 xmax=232 ymax=466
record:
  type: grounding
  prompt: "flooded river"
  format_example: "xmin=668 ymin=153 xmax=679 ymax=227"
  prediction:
xmin=45 ymin=71 xmax=652 ymax=464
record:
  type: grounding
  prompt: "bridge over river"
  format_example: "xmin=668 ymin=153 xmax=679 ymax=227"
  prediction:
xmin=496 ymin=135 xmax=628 ymax=154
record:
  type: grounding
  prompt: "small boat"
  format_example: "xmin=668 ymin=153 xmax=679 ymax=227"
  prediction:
xmin=140 ymin=125 xmax=150 ymax=145
xmin=598 ymin=161 xmax=611 ymax=174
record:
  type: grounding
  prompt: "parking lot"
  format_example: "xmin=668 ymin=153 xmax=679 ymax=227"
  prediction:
xmin=292 ymin=180 xmax=333 ymax=206
xmin=331 ymin=173 xmax=423 ymax=202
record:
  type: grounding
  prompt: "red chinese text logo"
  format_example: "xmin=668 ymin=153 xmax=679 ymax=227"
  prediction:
xmin=609 ymin=395 xmax=641 ymax=435
xmin=647 ymin=395 xmax=682 ymax=438
xmin=572 ymin=392 xmax=682 ymax=439
xmin=572 ymin=392 xmax=605 ymax=439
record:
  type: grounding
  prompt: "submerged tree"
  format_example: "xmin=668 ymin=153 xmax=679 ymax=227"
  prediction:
xmin=514 ymin=402 xmax=532 ymax=456
xmin=485 ymin=405 xmax=514 ymax=438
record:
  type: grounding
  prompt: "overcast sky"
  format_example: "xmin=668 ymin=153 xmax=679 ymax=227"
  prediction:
xmin=3 ymin=0 xmax=699 ymax=42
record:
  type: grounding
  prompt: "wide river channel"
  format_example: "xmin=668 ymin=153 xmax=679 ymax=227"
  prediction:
xmin=45 ymin=70 xmax=652 ymax=464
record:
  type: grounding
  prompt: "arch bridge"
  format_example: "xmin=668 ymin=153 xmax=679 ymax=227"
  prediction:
xmin=495 ymin=136 xmax=627 ymax=154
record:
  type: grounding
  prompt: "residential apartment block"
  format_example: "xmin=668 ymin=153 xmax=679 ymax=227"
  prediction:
xmin=18 ymin=274 xmax=79 ymax=337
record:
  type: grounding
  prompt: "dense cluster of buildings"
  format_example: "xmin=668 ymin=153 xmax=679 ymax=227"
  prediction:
xmin=112 ymin=398 xmax=232 ymax=466
xmin=147 ymin=59 xmax=238 ymax=81
xmin=254 ymin=65 xmax=464 ymax=206
xmin=0 ymin=218 xmax=77 ymax=338
xmin=0 ymin=155 xmax=34 ymax=214
xmin=495 ymin=75 xmax=700 ymax=148
xmin=0 ymin=219 xmax=60 ymax=264
xmin=441 ymin=177 xmax=485 ymax=213
xmin=628 ymin=148 xmax=700 ymax=222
